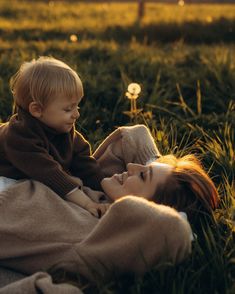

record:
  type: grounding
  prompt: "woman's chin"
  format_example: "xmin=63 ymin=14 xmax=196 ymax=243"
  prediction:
xmin=101 ymin=178 xmax=126 ymax=201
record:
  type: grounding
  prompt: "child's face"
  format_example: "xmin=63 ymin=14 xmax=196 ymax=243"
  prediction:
xmin=38 ymin=95 xmax=82 ymax=133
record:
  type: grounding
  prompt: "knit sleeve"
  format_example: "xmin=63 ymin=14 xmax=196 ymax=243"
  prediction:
xmin=70 ymin=130 xmax=105 ymax=191
xmin=118 ymin=124 xmax=161 ymax=165
xmin=5 ymin=125 xmax=78 ymax=197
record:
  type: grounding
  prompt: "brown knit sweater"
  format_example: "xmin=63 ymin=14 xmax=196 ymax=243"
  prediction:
xmin=0 ymin=108 xmax=104 ymax=197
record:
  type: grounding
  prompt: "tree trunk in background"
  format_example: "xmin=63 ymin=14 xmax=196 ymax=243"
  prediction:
xmin=138 ymin=0 xmax=145 ymax=22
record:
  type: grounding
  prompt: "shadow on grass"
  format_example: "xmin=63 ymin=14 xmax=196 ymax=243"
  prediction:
xmin=1 ymin=18 xmax=235 ymax=44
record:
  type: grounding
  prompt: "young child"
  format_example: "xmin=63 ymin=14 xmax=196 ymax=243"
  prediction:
xmin=0 ymin=56 xmax=109 ymax=217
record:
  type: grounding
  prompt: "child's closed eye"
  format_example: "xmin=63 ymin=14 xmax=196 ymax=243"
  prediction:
xmin=64 ymin=106 xmax=80 ymax=112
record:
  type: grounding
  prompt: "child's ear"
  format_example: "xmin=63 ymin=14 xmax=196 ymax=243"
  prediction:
xmin=28 ymin=102 xmax=43 ymax=118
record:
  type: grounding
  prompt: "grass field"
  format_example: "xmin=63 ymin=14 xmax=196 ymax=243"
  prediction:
xmin=0 ymin=1 xmax=234 ymax=293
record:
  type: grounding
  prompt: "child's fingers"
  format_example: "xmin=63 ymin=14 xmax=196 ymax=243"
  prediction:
xmin=97 ymin=203 xmax=110 ymax=217
xmin=87 ymin=203 xmax=111 ymax=218
xmin=87 ymin=207 xmax=99 ymax=218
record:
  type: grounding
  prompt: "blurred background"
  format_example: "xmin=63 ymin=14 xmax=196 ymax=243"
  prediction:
xmin=0 ymin=1 xmax=234 ymax=293
xmin=0 ymin=0 xmax=234 ymax=137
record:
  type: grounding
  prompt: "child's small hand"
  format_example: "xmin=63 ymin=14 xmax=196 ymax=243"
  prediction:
xmin=66 ymin=187 xmax=110 ymax=218
xmin=83 ymin=186 xmax=109 ymax=203
xmin=85 ymin=202 xmax=110 ymax=218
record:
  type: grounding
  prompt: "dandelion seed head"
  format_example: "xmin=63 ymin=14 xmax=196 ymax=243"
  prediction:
xmin=125 ymin=92 xmax=132 ymax=99
xmin=70 ymin=34 xmax=78 ymax=42
xmin=127 ymin=83 xmax=141 ymax=96
xmin=178 ymin=0 xmax=184 ymax=7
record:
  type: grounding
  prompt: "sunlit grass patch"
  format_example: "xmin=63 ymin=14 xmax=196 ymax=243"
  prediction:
xmin=0 ymin=2 xmax=234 ymax=44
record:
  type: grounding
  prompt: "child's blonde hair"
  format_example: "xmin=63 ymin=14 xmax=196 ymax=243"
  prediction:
xmin=10 ymin=56 xmax=83 ymax=110
xmin=153 ymin=154 xmax=219 ymax=222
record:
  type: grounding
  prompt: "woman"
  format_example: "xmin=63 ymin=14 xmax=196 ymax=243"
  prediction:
xmin=0 ymin=125 xmax=219 ymax=293
xmin=101 ymin=157 xmax=218 ymax=223
xmin=98 ymin=124 xmax=219 ymax=222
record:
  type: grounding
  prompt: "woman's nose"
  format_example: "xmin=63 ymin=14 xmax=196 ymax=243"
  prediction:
xmin=127 ymin=163 xmax=134 ymax=175
xmin=127 ymin=163 xmax=142 ymax=175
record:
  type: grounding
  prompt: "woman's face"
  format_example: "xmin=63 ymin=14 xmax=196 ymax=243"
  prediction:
xmin=101 ymin=162 xmax=172 ymax=201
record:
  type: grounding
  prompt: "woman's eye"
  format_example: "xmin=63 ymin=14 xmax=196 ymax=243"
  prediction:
xmin=140 ymin=171 xmax=145 ymax=180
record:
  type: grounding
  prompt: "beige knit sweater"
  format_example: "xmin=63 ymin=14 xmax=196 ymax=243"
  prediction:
xmin=0 ymin=125 xmax=192 ymax=293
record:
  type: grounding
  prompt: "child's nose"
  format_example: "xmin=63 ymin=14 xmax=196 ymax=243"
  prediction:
xmin=72 ymin=109 xmax=80 ymax=119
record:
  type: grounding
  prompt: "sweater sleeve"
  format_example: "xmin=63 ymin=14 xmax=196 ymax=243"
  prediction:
xmin=5 ymin=125 xmax=78 ymax=198
xmin=70 ymin=130 xmax=105 ymax=191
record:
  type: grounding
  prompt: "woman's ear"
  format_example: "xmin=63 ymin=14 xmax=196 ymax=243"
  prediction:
xmin=28 ymin=102 xmax=43 ymax=118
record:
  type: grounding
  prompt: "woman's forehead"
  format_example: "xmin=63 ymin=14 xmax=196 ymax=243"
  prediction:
xmin=149 ymin=161 xmax=173 ymax=178
xmin=149 ymin=161 xmax=171 ymax=168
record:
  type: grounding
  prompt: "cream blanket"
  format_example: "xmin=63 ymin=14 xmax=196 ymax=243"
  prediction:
xmin=0 ymin=125 xmax=192 ymax=293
